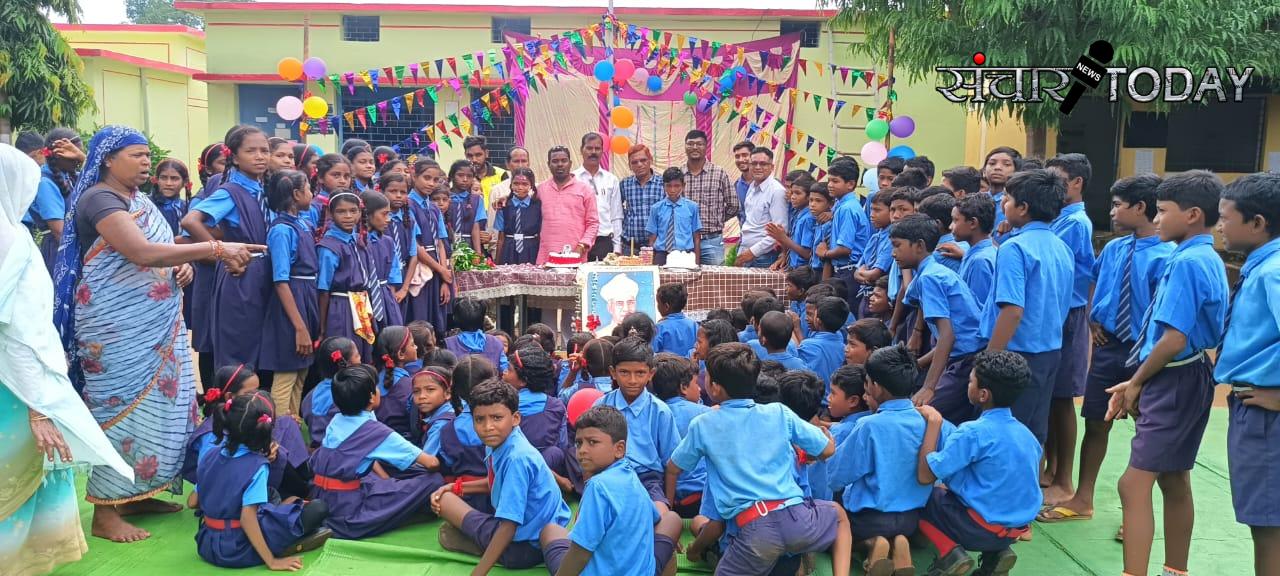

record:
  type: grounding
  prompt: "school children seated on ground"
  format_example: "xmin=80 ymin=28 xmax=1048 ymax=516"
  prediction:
xmin=797 ymin=296 xmax=851 ymax=395
xmin=446 ymin=298 xmax=509 ymax=371
xmin=845 ymin=318 xmax=892 ymax=367
xmin=777 ymin=370 xmax=829 ymax=499
xmin=408 ymin=366 xmax=455 ymax=450
xmin=652 ymin=282 xmax=698 ymax=357
xmin=539 ymin=406 xmax=684 ymax=576
xmin=916 ymin=350 xmax=1042 ymax=576
xmin=652 ymin=353 xmax=710 ymax=518
xmin=373 ymin=325 xmax=419 ymax=440
xmin=502 ymin=342 xmax=574 ymax=492
xmin=432 ymin=356 xmax=496 ymax=514
xmin=432 ymin=379 xmax=571 ymax=572
xmin=758 ymin=311 xmax=807 ymax=371
xmin=746 ymin=296 xmax=795 ymax=358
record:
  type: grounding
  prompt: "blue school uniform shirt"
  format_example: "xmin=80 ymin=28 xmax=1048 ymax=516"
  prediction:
xmin=810 ymin=218 xmax=833 ymax=270
xmin=958 ymin=238 xmax=997 ymax=309
xmin=903 ymin=256 xmax=987 ymax=358
xmin=570 ymin=459 xmax=659 ymax=576
xmin=747 ymin=338 xmax=797 ymax=359
xmin=1216 ymin=237 xmax=1280 ymax=386
xmin=1138 ymin=234 xmax=1228 ymax=363
xmin=559 ymin=375 xmax=612 ymax=403
xmin=421 ymin=403 xmax=454 ymax=452
xmin=317 ymin=227 xmax=356 ymax=291
xmin=830 ymin=399 xmax=947 ymax=514
xmin=653 ymin=313 xmax=698 ymax=357
xmin=930 ymin=233 xmax=968 ymax=273
xmin=389 ymin=209 xmax=423 ymax=248
xmin=978 ymin=222 xmax=1073 ymax=353
xmin=266 ymin=214 xmax=313 ymax=282
xmin=738 ymin=325 xmax=757 ymax=343
xmin=518 ymin=388 xmax=548 ymax=417
xmin=887 ymin=260 xmax=904 ymax=302
xmin=457 ymin=330 xmax=510 ymax=372
xmin=409 ymin=191 xmax=449 ymax=241
xmin=377 ymin=367 xmax=411 ymax=397
xmin=926 ymin=407 xmax=1042 ymax=527
xmin=451 ymin=189 xmax=487 ymax=224
xmin=192 ymin=446 xmax=271 ymax=506
xmin=594 ymin=389 xmax=679 ymax=476
xmin=309 ymin=378 xmax=334 ymax=418
xmin=790 ymin=300 xmax=813 ymax=339
xmin=24 ymin=165 xmax=65 ymax=226
xmin=368 ymin=230 xmax=403 ymax=285
xmin=488 ymin=427 xmax=571 ymax=543
xmin=857 ymin=227 xmax=894 ymax=273
xmin=492 ymin=195 xmax=532 ymax=233
xmin=1090 ymin=235 xmax=1174 ymax=342
xmin=671 ymin=399 xmax=829 ymax=519
xmin=1051 ymin=202 xmax=1096 ymax=308
xmin=989 ymin=191 xmax=1006 ymax=229
xmin=831 ymin=194 xmax=871 ymax=269
xmin=788 ymin=207 xmax=816 ymax=269
xmin=195 ymin=170 xmax=271 ymax=228
xmin=798 ymin=331 xmax=845 ymax=394
xmin=323 ymin=411 xmax=422 ymax=474
xmin=665 ymin=396 xmax=710 ymax=497
xmin=646 ymin=197 xmax=701 ymax=252
xmin=435 ymin=401 xmax=484 ymax=468
xmin=762 ymin=349 xmax=807 ymax=372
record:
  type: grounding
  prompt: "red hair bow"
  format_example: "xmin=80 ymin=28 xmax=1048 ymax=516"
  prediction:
xmin=330 ymin=350 xmax=345 ymax=364
xmin=382 ymin=354 xmax=395 ymax=369
xmin=204 ymin=388 xmax=222 ymax=403
xmin=257 ymin=414 xmax=273 ymax=425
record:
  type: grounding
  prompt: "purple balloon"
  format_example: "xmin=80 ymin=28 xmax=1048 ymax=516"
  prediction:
xmin=889 ymin=115 xmax=915 ymax=138
xmin=697 ymin=97 xmax=712 ymax=113
xmin=303 ymin=57 xmax=327 ymax=80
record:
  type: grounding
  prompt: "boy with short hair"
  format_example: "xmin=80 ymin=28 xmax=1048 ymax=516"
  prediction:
xmin=539 ymin=405 xmax=683 ymax=576
xmin=766 ymin=173 xmax=816 ymax=270
xmin=943 ymin=166 xmax=982 ymax=199
xmin=809 ymin=182 xmax=836 ymax=281
xmin=852 ymin=190 xmax=896 ymax=318
xmin=1105 ymin=170 xmax=1228 ymax=576
xmin=652 ymin=353 xmax=709 ymax=517
xmin=798 ymin=296 xmax=851 ymax=395
xmin=831 ymin=345 xmax=939 ymax=575
xmin=446 ymin=298 xmax=509 ymax=372
xmin=653 ymin=282 xmax=698 ymax=357
xmin=646 ymin=167 xmax=702 ymax=267
xmin=594 ymin=337 xmax=681 ymax=512
xmin=737 ymin=290 xmax=768 ymax=343
xmin=915 ymin=350 xmax=1042 ymax=576
xmin=777 ymin=370 xmax=829 ymax=500
xmin=746 ymin=296 xmax=794 ymax=358
xmin=951 ymin=194 xmax=997 ymax=309
xmin=432 ymin=379 xmax=571 ymax=572
xmin=891 ymin=214 xmax=987 ymax=424
xmin=785 ymin=267 xmax=816 ymax=338
xmin=867 ymin=277 xmax=893 ymax=325
xmin=759 ymin=311 xmax=807 ymax=371
xmin=906 ymin=156 xmax=936 ymax=186
xmin=667 ymin=343 xmax=852 ymax=576
xmin=918 ymin=193 xmax=967 ymax=273
xmin=819 ymin=159 xmax=871 ymax=314
xmin=1215 ymin=172 xmax=1280 ymax=575
xmin=980 ymin=169 xmax=1073 ymax=444
xmin=886 ymin=189 xmax=919 ymax=343
xmin=827 ymin=365 xmax=873 ymax=439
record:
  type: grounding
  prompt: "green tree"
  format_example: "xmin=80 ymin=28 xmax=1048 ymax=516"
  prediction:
xmin=0 ymin=0 xmax=94 ymax=142
xmin=126 ymin=0 xmax=203 ymax=29
xmin=827 ymin=1 xmax=1280 ymax=155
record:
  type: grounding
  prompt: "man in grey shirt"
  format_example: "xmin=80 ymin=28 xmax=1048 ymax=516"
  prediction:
xmin=735 ymin=146 xmax=789 ymax=268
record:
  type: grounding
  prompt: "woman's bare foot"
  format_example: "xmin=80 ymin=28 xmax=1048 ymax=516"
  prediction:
xmin=91 ymin=505 xmax=151 ymax=543
xmin=117 ymin=497 xmax=183 ymax=516
xmin=891 ymin=534 xmax=914 ymax=574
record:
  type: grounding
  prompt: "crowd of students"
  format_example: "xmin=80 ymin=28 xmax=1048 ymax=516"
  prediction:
xmin=15 ymin=122 xmax=1280 ymax=576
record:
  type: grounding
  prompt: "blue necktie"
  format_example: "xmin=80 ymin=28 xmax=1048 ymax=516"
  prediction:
xmin=361 ymin=242 xmax=386 ymax=322
xmin=1116 ymin=237 xmax=1136 ymax=341
xmin=1222 ymin=274 xmax=1245 ymax=344
xmin=514 ymin=203 xmax=524 ymax=254
xmin=665 ymin=203 xmax=676 ymax=251
xmin=1125 ymin=295 xmax=1155 ymax=368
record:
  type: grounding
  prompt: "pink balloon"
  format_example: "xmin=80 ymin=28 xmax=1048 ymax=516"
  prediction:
xmin=614 ymin=59 xmax=637 ymax=82
xmin=567 ymin=388 xmax=605 ymax=426
xmin=860 ymin=141 xmax=888 ymax=165
xmin=276 ymin=96 xmax=304 ymax=121
xmin=632 ymin=67 xmax=650 ymax=85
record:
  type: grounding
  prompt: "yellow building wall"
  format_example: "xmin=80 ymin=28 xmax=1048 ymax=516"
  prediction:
xmin=1116 ymin=95 xmax=1280 ymax=183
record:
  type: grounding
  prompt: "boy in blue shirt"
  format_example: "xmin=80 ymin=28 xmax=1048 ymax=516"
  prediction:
xmin=979 ymin=169 xmax=1073 ymax=444
xmin=949 ymin=194 xmax=997 ymax=310
xmin=651 ymin=353 xmax=709 ymax=517
xmin=1216 ymin=172 xmax=1280 ymax=575
xmin=594 ymin=337 xmax=681 ymax=512
xmin=1040 ymin=174 xmax=1173 ymax=525
xmin=766 ymin=173 xmax=816 ymax=270
xmin=797 ymin=296 xmax=851 ymax=396
xmin=1105 ymin=170 xmax=1227 ymax=576
xmin=646 ymin=167 xmax=701 ymax=267
xmin=809 ymin=182 xmax=835 ymax=280
xmin=777 ymin=370 xmax=829 ymax=500
xmin=759 ymin=311 xmax=807 ymax=371
xmin=667 ymin=343 xmax=852 ymax=576
xmin=652 ymin=282 xmax=698 ymax=357
xmin=785 ymin=268 xmax=817 ymax=339
xmin=892 ymin=214 xmax=987 ymax=425
xmin=746 ymin=296 xmax=796 ymax=358
xmin=918 ymin=193 xmax=968 ymax=273
xmin=831 ymin=346 xmax=942 ymax=576
xmin=916 ymin=350 xmax=1041 ymax=576
xmin=818 ymin=160 xmax=871 ymax=314
xmin=432 ymin=379 xmax=571 ymax=572
xmin=539 ymin=406 xmax=682 ymax=576
xmin=1042 ymin=153 xmax=1098 ymax=505
xmin=827 ymin=365 xmax=873 ymax=439
xmin=852 ymin=190 xmax=895 ymax=318
xmin=737 ymin=290 xmax=769 ymax=343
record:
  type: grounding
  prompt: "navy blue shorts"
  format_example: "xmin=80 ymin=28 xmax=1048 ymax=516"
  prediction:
xmin=1052 ymin=306 xmax=1090 ymax=399
xmin=720 ymin=499 xmax=840 ymax=576
xmin=542 ymin=534 xmax=676 ymax=576
xmin=460 ymin=510 xmax=544 ymax=569
xmin=849 ymin=507 xmax=920 ymax=541
xmin=921 ymin=487 xmax=1018 ymax=553
xmin=1010 ymin=349 xmax=1061 ymax=445
xmin=1129 ymin=358 xmax=1213 ymax=473
xmin=1081 ymin=335 xmax=1135 ymax=421
xmin=637 ymin=470 xmax=670 ymax=506
xmin=1229 ymin=393 xmax=1280 ymax=526
xmin=931 ymin=353 xmax=978 ymax=425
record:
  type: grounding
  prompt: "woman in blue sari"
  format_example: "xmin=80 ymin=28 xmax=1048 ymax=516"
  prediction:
xmin=51 ymin=126 xmax=263 ymax=543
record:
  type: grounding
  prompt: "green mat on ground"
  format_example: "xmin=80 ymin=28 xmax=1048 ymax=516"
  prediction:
xmin=52 ymin=409 xmax=1251 ymax=576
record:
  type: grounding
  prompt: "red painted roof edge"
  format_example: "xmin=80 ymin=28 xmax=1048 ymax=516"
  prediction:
xmin=57 ymin=23 xmax=205 ymax=38
xmin=174 ymin=2 xmax=831 ymax=18
xmin=74 ymin=48 xmax=204 ymax=76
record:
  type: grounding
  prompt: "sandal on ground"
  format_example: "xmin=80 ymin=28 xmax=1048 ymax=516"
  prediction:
xmin=1036 ymin=505 xmax=1093 ymax=523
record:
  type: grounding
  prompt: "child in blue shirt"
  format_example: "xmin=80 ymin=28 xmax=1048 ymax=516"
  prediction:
xmin=668 ymin=343 xmax=852 ymax=576
xmin=979 ymin=169 xmax=1073 ymax=444
xmin=827 ymin=365 xmax=873 ymax=439
xmin=1215 ymin=172 xmax=1280 ymax=574
xmin=736 ymin=290 xmax=775 ymax=343
xmin=1040 ymin=174 xmax=1173 ymax=525
xmin=916 ymin=351 xmax=1042 ymax=576
xmin=765 ymin=173 xmax=816 ymax=270
xmin=950 ymin=194 xmax=997 ymax=310
xmin=444 ymin=297 xmax=509 ymax=372
xmin=539 ymin=406 xmax=683 ymax=576
xmin=560 ymin=338 xmax=615 ymax=402
xmin=746 ymin=296 xmax=796 ymax=358
xmin=1105 ymin=170 xmax=1227 ymax=576
xmin=593 ymin=337 xmax=681 ymax=512
xmin=808 ymin=183 xmax=835 ymax=280
xmin=797 ymin=296 xmax=851 ymax=397
xmin=652 ymin=353 xmax=710 ymax=518
xmin=777 ymin=370 xmax=828 ymax=500
xmin=892 ymin=214 xmax=987 ymax=425
xmin=819 ymin=160 xmax=871 ymax=313
xmin=844 ymin=318 xmax=892 ymax=368
xmin=646 ymin=167 xmax=702 ymax=266
xmin=652 ymin=282 xmax=698 ymax=357
xmin=852 ymin=190 xmax=895 ymax=317
xmin=759 ymin=311 xmax=807 ymax=371
xmin=785 ymin=267 xmax=817 ymax=339
xmin=432 ymin=379 xmax=571 ymax=571
xmin=918 ymin=192 xmax=969 ymax=273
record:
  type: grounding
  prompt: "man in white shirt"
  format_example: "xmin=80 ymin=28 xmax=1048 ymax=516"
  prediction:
xmin=735 ymin=146 xmax=789 ymax=268
xmin=573 ymin=132 xmax=623 ymax=261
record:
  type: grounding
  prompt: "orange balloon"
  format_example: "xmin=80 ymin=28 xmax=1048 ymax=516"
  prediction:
xmin=610 ymin=135 xmax=632 ymax=155
xmin=278 ymin=57 xmax=304 ymax=81
xmin=611 ymin=106 xmax=635 ymax=129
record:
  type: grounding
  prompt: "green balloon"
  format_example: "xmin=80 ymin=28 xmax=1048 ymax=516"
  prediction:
xmin=683 ymin=91 xmax=698 ymax=106
xmin=865 ymin=118 xmax=890 ymax=140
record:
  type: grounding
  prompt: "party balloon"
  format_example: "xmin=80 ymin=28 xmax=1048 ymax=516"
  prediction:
xmin=567 ymin=388 xmax=605 ymax=426
xmin=683 ymin=91 xmax=698 ymax=106
xmin=303 ymin=96 xmax=329 ymax=119
xmin=611 ymin=106 xmax=635 ymax=129
xmin=646 ymin=75 xmax=663 ymax=93
xmin=302 ymin=57 xmax=327 ymax=80
xmin=697 ymin=97 xmax=713 ymax=114
xmin=614 ymin=59 xmax=636 ymax=82
xmin=610 ymin=135 xmax=632 ymax=155
xmin=888 ymin=145 xmax=916 ymax=160
xmin=612 ymin=95 xmax=621 ymax=107
xmin=889 ymin=115 xmax=916 ymax=138
xmin=633 ymin=68 xmax=650 ymax=85
xmin=593 ymin=61 xmax=615 ymax=82
xmin=860 ymin=141 xmax=888 ymax=165
xmin=865 ymin=118 xmax=890 ymax=140
xmin=277 ymin=57 xmax=303 ymax=82
xmin=719 ymin=75 xmax=735 ymax=91
xmin=276 ymin=96 xmax=303 ymax=121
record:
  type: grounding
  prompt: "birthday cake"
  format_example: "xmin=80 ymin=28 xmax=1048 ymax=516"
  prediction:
xmin=663 ymin=250 xmax=698 ymax=269
xmin=547 ymin=245 xmax=583 ymax=268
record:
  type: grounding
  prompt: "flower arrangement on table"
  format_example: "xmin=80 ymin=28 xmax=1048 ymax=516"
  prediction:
xmin=451 ymin=241 xmax=495 ymax=271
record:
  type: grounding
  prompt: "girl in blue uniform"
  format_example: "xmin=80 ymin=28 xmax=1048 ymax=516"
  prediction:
xmin=317 ymin=192 xmax=380 ymax=361
xmin=301 ymin=337 xmax=360 ymax=449
xmin=346 ymin=146 xmax=376 ymax=193
xmin=378 ymin=173 xmax=419 ymax=308
xmin=435 ymin=356 xmax=496 ymax=513
xmin=373 ymin=325 xmax=419 ymax=440
xmin=260 ymin=170 xmax=319 ymax=419
xmin=493 ymin=168 xmax=540 ymax=265
xmin=307 ymin=154 xmax=352 ymax=229
xmin=361 ymin=191 xmax=405 ymax=328
xmin=149 ymin=158 xmax=193 ymax=323
xmin=409 ymin=366 xmax=454 ymax=450
xmin=503 ymin=340 xmax=572 ymax=488
xmin=445 ymin=159 xmax=485 ymax=255
xmin=405 ymin=159 xmax=452 ymax=332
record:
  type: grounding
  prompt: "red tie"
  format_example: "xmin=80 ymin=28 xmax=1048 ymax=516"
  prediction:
xmin=486 ymin=456 xmax=495 ymax=491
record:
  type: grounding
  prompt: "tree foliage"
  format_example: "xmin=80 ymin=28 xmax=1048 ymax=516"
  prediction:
xmin=0 ymin=0 xmax=95 ymax=134
xmin=826 ymin=0 xmax=1280 ymax=130
xmin=126 ymin=0 xmax=203 ymax=29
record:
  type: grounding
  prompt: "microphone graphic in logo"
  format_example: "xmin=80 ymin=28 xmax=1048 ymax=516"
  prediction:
xmin=1059 ymin=40 xmax=1114 ymax=114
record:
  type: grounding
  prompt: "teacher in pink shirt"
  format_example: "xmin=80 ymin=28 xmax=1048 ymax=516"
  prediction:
xmin=535 ymin=145 xmax=599 ymax=265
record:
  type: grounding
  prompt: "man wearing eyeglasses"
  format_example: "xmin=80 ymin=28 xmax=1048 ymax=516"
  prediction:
xmin=735 ymin=147 xmax=789 ymax=268
xmin=681 ymin=130 xmax=738 ymax=266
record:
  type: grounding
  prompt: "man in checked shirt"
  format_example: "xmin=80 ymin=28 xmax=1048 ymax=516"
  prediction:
xmin=681 ymin=129 xmax=739 ymax=266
